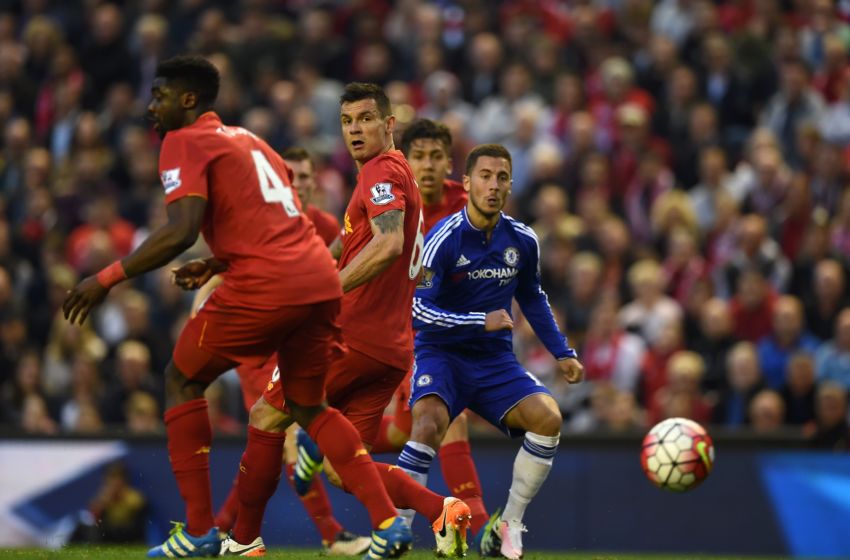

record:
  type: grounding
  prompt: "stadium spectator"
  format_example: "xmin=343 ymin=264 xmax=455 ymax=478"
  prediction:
xmin=691 ymin=298 xmax=736 ymax=392
xmin=619 ymin=259 xmax=683 ymax=345
xmin=748 ymin=389 xmax=787 ymax=433
xmin=648 ymin=350 xmax=713 ymax=425
xmin=810 ymin=381 xmax=850 ymax=450
xmin=781 ymin=352 xmax=818 ymax=426
xmin=757 ymin=295 xmax=820 ymax=389
xmin=815 ymin=307 xmax=850 ymax=389
xmin=715 ymin=342 xmax=766 ymax=427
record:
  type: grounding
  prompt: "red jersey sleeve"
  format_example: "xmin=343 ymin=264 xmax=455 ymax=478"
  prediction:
xmin=159 ymin=132 xmax=215 ymax=205
xmin=360 ymin=158 xmax=407 ymax=220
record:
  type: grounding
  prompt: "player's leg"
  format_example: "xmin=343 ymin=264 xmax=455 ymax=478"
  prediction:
xmin=148 ymin=303 xmax=241 ymax=557
xmin=215 ymin=360 xmax=273 ymax=535
xmin=470 ymin=356 xmax=562 ymax=560
xmin=439 ymin=412 xmax=490 ymax=535
xmin=371 ymin=372 xmax=414 ymax=454
xmin=283 ymin=423 xmax=371 ymax=555
xmin=320 ymin=348 xmax=471 ymax=556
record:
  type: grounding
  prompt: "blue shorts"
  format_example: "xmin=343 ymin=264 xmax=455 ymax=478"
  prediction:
xmin=410 ymin=347 xmax=551 ymax=437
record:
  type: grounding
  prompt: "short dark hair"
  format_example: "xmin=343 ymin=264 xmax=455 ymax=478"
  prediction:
xmin=465 ymin=144 xmax=512 ymax=176
xmin=155 ymin=55 xmax=220 ymax=106
xmin=400 ymin=119 xmax=453 ymax=156
xmin=340 ymin=82 xmax=391 ymax=117
xmin=280 ymin=146 xmax=311 ymax=163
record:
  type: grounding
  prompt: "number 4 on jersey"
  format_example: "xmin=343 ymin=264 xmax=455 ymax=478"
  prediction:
xmin=252 ymin=149 xmax=299 ymax=217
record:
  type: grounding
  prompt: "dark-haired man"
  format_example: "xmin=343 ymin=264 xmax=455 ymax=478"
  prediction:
xmin=281 ymin=146 xmax=341 ymax=246
xmin=250 ymin=84 xmax=473 ymax=558
xmin=63 ymin=56 xmax=409 ymax=558
xmin=365 ymin=119 xmax=492 ymax=540
xmin=406 ymin=144 xmax=585 ymax=559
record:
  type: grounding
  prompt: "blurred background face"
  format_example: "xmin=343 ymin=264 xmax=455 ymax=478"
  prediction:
xmin=773 ymin=297 xmax=803 ymax=342
xmin=700 ymin=298 xmax=732 ymax=339
xmin=283 ymin=158 xmax=316 ymax=208
xmin=728 ymin=345 xmax=761 ymax=392
xmin=817 ymin=386 xmax=848 ymax=428
xmin=749 ymin=391 xmax=785 ymax=432
xmin=406 ymin=138 xmax=451 ymax=202
xmin=787 ymin=355 xmax=815 ymax=396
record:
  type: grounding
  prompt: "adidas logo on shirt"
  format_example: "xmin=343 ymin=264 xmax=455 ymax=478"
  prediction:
xmin=455 ymin=254 xmax=471 ymax=267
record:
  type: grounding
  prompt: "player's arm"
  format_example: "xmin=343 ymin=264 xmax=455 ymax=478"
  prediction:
xmin=63 ymin=197 xmax=206 ymax=325
xmin=190 ymin=274 xmax=223 ymax=318
xmin=412 ymin=233 xmax=500 ymax=333
xmin=513 ymin=231 xmax=578 ymax=361
xmin=328 ymin=236 xmax=343 ymax=260
xmin=338 ymin=209 xmax=405 ymax=292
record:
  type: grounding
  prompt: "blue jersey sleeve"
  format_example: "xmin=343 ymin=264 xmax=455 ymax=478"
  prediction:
xmin=513 ymin=224 xmax=577 ymax=360
xmin=413 ymin=226 xmax=486 ymax=333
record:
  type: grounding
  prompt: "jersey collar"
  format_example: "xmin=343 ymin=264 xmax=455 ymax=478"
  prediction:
xmin=462 ymin=207 xmax=504 ymax=232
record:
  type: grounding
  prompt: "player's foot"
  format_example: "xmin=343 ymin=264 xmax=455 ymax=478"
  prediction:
xmin=220 ymin=535 xmax=266 ymax=556
xmin=432 ymin=497 xmax=473 ymax=557
xmin=364 ymin=516 xmax=413 ymax=559
xmin=324 ymin=530 xmax=372 ymax=556
xmin=294 ymin=428 xmax=324 ymax=496
xmin=498 ymin=520 xmax=526 ymax=560
xmin=146 ymin=522 xmax=221 ymax=557
xmin=474 ymin=509 xmax=502 ymax=557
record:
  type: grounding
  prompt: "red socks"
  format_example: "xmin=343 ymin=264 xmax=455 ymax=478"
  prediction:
xmin=165 ymin=399 xmax=214 ymax=537
xmin=370 ymin=416 xmax=398 ymax=454
xmin=232 ymin=426 xmax=285 ymax=544
xmin=440 ymin=441 xmax=488 ymax=533
xmin=306 ymin=408 xmax=397 ymax=529
xmin=374 ymin=462 xmax=443 ymax=522
xmin=284 ymin=463 xmax=342 ymax=543
xmin=214 ymin=478 xmax=239 ymax=533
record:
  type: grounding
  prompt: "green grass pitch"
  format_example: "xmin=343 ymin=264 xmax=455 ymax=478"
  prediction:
xmin=0 ymin=547 xmax=791 ymax=560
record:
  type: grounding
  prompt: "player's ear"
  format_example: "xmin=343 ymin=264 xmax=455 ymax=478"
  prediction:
xmin=447 ymin=158 xmax=453 ymax=175
xmin=181 ymin=91 xmax=198 ymax=110
xmin=462 ymin=174 xmax=471 ymax=193
xmin=385 ymin=114 xmax=396 ymax=135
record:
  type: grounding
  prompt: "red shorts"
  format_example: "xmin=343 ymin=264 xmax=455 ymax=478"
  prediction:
xmin=236 ymin=355 xmax=277 ymax=412
xmin=323 ymin=347 xmax=407 ymax=447
xmin=174 ymin=293 xmax=341 ymax=406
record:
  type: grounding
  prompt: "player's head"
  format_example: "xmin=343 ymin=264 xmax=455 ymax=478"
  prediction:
xmin=148 ymin=55 xmax=220 ymax=138
xmin=281 ymin=146 xmax=316 ymax=207
xmin=463 ymin=144 xmax=512 ymax=220
xmin=339 ymin=82 xmax=395 ymax=165
xmin=401 ymin=119 xmax=453 ymax=202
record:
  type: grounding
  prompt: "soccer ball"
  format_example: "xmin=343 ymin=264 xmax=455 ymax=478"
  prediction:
xmin=640 ymin=417 xmax=715 ymax=492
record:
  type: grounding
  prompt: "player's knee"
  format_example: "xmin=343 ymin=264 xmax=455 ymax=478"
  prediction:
xmin=287 ymin=401 xmax=326 ymax=430
xmin=442 ymin=413 xmax=469 ymax=444
xmin=411 ymin=399 xmax=449 ymax=447
xmin=323 ymin=458 xmax=343 ymax=488
xmin=248 ymin=397 xmax=289 ymax=433
xmin=164 ymin=361 xmax=205 ymax=407
xmin=534 ymin=408 xmax=563 ymax=437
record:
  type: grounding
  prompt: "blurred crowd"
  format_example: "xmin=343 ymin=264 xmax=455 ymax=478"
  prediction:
xmin=1 ymin=0 xmax=850 ymax=450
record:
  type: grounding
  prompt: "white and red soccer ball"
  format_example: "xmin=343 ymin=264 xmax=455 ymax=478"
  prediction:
xmin=641 ymin=417 xmax=715 ymax=492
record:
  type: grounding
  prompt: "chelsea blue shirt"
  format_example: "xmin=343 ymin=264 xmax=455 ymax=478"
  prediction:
xmin=412 ymin=208 xmax=577 ymax=360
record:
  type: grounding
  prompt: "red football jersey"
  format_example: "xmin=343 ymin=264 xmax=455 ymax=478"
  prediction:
xmin=338 ymin=150 xmax=423 ymax=371
xmin=159 ymin=112 xmax=341 ymax=308
xmin=306 ymin=205 xmax=341 ymax=247
xmin=423 ymin=179 xmax=468 ymax=233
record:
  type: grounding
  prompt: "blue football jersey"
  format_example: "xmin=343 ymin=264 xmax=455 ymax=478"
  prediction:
xmin=412 ymin=208 xmax=577 ymax=359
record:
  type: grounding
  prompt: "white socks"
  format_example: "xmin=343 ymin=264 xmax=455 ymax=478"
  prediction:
xmin=396 ymin=441 xmax=437 ymax=527
xmin=502 ymin=432 xmax=560 ymax=523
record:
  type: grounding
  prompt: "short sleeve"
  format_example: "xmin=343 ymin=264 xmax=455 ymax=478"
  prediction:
xmin=360 ymin=158 xmax=407 ymax=220
xmin=159 ymin=132 xmax=214 ymax=204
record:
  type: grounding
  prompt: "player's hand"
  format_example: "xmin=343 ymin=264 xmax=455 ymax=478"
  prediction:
xmin=63 ymin=276 xmax=109 ymax=326
xmin=171 ymin=258 xmax=227 ymax=290
xmin=558 ymin=357 xmax=585 ymax=384
xmin=484 ymin=309 xmax=513 ymax=332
